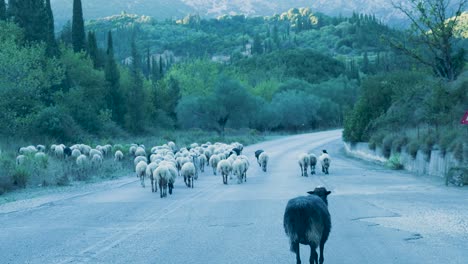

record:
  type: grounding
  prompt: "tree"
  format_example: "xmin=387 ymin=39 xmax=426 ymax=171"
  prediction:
xmin=59 ymin=20 xmax=72 ymax=45
xmin=11 ymin=0 xmax=48 ymax=44
xmin=252 ymin=34 xmax=263 ymax=55
xmin=45 ymin=0 xmax=59 ymax=57
xmin=0 ymin=0 xmax=6 ymax=21
xmin=124 ymin=38 xmax=146 ymax=133
xmin=391 ymin=0 xmax=467 ymax=81
xmin=87 ymin=31 xmax=100 ymax=68
xmin=176 ymin=77 xmax=253 ymax=136
xmin=72 ymin=0 xmax=86 ymax=52
xmin=104 ymin=31 xmax=123 ymax=124
xmin=361 ymin=52 xmax=370 ymax=74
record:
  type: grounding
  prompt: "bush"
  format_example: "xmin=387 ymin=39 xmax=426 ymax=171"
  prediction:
xmin=421 ymin=133 xmax=437 ymax=160
xmin=382 ymin=135 xmax=395 ymax=158
xmin=12 ymin=166 xmax=30 ymax=188
xmin=392 ymin=135 xmax=408 ymax=153
xmin=439 ymin=130 xmax=458 ymax=156
xmin=386 ymin=154 xmax=404 ymax=170
xmin=407 ymin=140 xmax=419 ymax=159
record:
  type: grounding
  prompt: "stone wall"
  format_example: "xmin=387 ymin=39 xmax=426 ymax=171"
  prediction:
xmin=344 ymin=142 xmax=464 ymax=179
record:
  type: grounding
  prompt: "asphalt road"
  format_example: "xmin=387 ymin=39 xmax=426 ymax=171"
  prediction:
xmin=1 ymin=130 xmax=467 ymax=264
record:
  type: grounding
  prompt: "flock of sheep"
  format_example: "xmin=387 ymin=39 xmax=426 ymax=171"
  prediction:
xmin=14 ymin=140 xmax=334 ymax=263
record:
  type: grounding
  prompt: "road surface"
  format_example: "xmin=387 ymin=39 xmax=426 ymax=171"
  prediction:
xmin=1 ymin=130 xmax=467 ymax=263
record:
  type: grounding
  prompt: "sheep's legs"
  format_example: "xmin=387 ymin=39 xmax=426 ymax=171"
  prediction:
xmin=319 ymin=240 xmax=325 ymax=264
xmin=309 ymin=245 xmax=318 ymax=264
xmin=292 ymin=242 xmax=301 ymax=264
xmin=300 ymin=165 xmax=303 ymax=176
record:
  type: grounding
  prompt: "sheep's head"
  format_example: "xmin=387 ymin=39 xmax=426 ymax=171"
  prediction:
xmin=307 ymin=186 xmax=331 ymax=205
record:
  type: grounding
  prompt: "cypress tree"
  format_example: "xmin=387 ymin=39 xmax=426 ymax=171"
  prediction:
xmin=45 ymin=0 xmax=59 ymax=57
xmin=252 ymin=34 xmax=263 ymax=55
xmin=362 ymin=52 xmax=370 ymax=74
xmin=104 ymin=31 xmax=123 ymax=124
xmin=0 ymin=0 xmax=6 ymax=21
xmin=151 ymin=57 xmax=160 ymax=82
xmin=124 ymin=38 xmax=146 ymax=133
xmin=87 ymin=31 xmax=100 ymax=68
xmin=72 ymin=0 xmax=86 ymax=52
xmin=145 ymin=47 xmax=151 ymax=79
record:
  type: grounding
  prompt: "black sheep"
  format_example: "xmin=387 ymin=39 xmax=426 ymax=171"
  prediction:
xmin=64 ymin=147 xmax=72 ymax=157
xmin=283 ymin=187 xmax=331 ymax=264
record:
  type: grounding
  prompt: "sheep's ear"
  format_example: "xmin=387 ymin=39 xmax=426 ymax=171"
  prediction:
xmin=307 ymin=191 xmax=315 ymax=195
xmin=326 ymin=191 xmax=331 ymax=195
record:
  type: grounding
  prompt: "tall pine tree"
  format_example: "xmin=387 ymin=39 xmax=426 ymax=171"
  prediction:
xmin=0 ymin=0 xmax=6 ymax=21
xmin=104 ymin=31 xmax=124 ymax=124
xmin=72 ymin=0 xmax=86 ymax=52
xmin=45 ymin=0 xmax=59 ymax=57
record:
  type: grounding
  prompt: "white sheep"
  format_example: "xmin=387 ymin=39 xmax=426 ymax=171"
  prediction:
xmin=217 ymin=159 xmax=232 ymax=185
xmin=76 ymin=154 xmax=89 ymax=169
xmin=89 ymin=149 xmax=102 ymax=159
xmin=129 ymin=145 xmax=137 ymax=156
xmin=232 ymin=158 xmax=247 ymax=184
xmin=198 ymin=154 xmax=207 ymax=173
xmin=298 ymin=153 xmax=310 ymax=177
xmin=134 ymin=156 xmax=148 ymax=168
xmin=181 ymin=162 xmax=196 ymax=188
xmin=258 ymin=152 xmax=269 ymax=172
xmin=114 ymin=150 xmax=124 ymax=162
xmin=36 ymin=145 xmax=46 ymax=152
xmin=153 ymin=165 xmax=170 ymax=198
xmin=136 ymin=160 xmax=148 ymax=187
xmin=71 ymin=149 xmax=81 ymax=159
xmin=135 ymin=147 xmax=146 ymax=157
xmin=54 ymin=145 xmax=65 ymax=159
xmin=34 ymin=152 xmax=48 ymax=167
xmin=91 ymin=154 xmax=103 ymax=168
xmin=146 ymin=162 xmax=158 ymax=192
xmin=319 ymin=151 xmax=331 ymax=175
xmin=209 ymin=154 xmax=220 ymax=175
xmin=16 ymin=155 xmax=27 ymax=166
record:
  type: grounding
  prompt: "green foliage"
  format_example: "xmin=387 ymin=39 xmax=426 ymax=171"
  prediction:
xmin=407 ymin=140 xmax=420 ymax=159
xmin=13 ymin=166 xmax=30 ymax=188
xmin=0 ymin=22 xmax=64 ymax=137
xmin=235 ymin=49 xmax=345 ymax=83
xmin=386 ymin=154 xmax=404 ymax=170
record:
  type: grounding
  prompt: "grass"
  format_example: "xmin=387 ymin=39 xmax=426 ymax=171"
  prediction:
xmin=0 ymin=129 xmax=267 ymax=196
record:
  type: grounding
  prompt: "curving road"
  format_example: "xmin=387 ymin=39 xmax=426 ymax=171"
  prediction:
xmin=1 ymin=130 xmax=467 ymax=264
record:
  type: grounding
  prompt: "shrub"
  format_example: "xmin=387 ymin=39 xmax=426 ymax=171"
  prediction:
xmin=392 ymin=135 xmax=408 ymax=153
xmin=386 ymin=154 xmax=404 ymax=170
xmin=439 ymin=130 xmax=458 ymax=156
xmin=12 ymin=166 xmax=30 ymax=188
xmin=421 ymin=133 xmax=437 ymax=159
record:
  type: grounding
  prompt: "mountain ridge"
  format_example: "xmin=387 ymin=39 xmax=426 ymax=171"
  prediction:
xmin=51 ymin=0 xmax=409 ymax=28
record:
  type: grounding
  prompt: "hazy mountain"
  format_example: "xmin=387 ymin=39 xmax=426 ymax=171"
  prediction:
xmin=51 ymin=0 xmax=409 ymax=29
